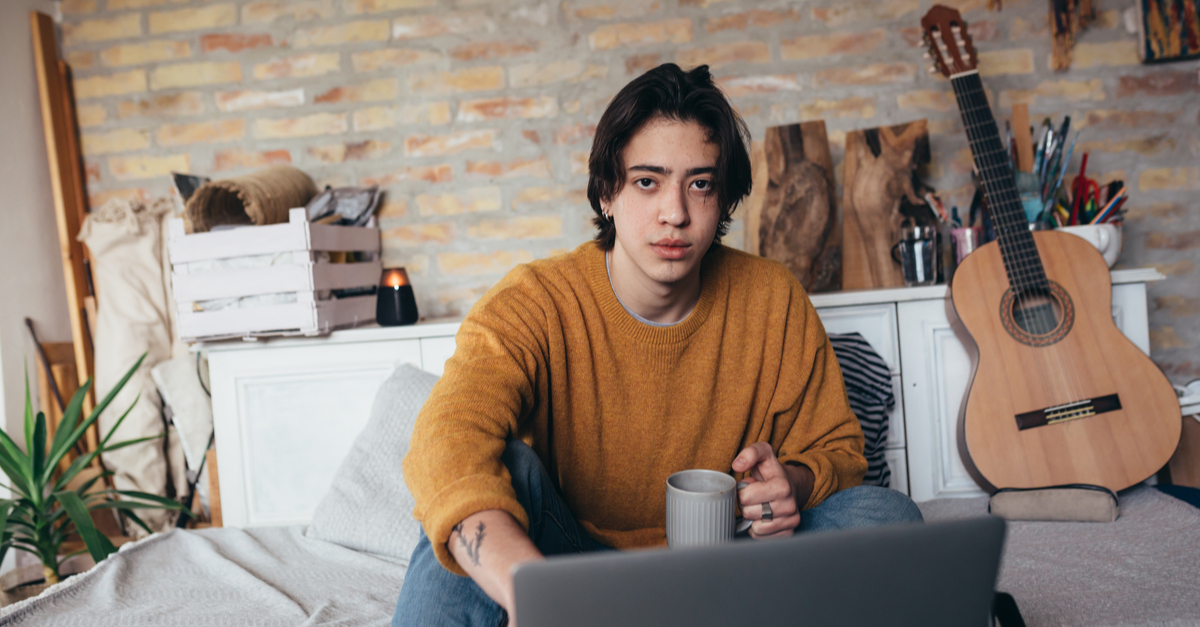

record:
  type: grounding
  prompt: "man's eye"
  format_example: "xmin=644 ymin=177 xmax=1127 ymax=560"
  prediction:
xmin=692 ymin=179 xmax=712 ymax=191
xmin=635 ymin=178 xmax=654 ymax=188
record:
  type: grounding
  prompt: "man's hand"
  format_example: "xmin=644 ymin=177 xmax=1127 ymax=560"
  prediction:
xmin=731 ymin=442 xmax=813 ymax=539
xmin=448 ymin=509 xmax=544 ymax=626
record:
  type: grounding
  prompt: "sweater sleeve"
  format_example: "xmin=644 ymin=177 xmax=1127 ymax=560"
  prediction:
xmin=402 ymin=269 xmax=550 ymax=575
xmin=769 ymin=281 xmax=867 ymax=510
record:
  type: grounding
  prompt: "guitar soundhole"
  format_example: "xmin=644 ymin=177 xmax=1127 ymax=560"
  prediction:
xmin=1000 ymin=282 xmax=1074 ymax=347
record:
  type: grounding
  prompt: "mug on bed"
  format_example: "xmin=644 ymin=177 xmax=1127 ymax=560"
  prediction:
xmin=665 ymin=470 xmax=753 ymax=548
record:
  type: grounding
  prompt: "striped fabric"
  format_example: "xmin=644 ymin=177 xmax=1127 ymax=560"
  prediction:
xmin=829 ymin=333 xmax=894 ymax=488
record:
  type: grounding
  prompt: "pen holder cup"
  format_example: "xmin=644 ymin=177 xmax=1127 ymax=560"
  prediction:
xmin=1056 ymin=224 xmax=1122 ymax=268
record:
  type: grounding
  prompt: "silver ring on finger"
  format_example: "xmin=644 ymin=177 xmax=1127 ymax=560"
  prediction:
xmin=761 ymin=502 xmax=773 ymax=522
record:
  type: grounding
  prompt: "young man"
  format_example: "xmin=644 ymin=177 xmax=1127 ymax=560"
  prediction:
xmin=395 ymin=64 xmax=922 ymax=627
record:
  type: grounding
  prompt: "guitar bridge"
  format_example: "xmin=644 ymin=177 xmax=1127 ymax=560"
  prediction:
xmin=1015 ymin=394 xmax=1122 ymax=431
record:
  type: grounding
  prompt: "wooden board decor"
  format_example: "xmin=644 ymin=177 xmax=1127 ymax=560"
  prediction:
xmin=744 ymin=121 xmax=840 ymax=293
xmin=841 ymin=120 xmax=932 ymax=290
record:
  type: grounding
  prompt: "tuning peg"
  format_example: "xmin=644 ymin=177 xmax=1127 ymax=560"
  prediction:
xmin=928 ymin=67 xmax=939 ymax=74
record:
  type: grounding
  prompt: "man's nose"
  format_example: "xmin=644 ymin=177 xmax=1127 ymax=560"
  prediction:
xmin=658 ymin=182 xmax=690 ymax=226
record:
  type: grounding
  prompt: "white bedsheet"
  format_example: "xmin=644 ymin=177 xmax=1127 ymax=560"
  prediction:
xmin=0 ymin=526 xmax=407 ymax=626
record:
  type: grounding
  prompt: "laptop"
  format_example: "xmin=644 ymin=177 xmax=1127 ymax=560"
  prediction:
xmin=513 ymin=517 xmax=1005 ymax=627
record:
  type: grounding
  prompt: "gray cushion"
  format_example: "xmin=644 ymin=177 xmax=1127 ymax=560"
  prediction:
xmin=305 ymin=363 xmax=438 ymax=563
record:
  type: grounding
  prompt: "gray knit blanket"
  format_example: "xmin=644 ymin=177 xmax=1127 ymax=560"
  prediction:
xmin=0 ymin=526 xmax=406 ymax=626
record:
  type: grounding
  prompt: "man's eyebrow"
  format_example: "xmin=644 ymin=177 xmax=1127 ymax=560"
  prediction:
xmin=627 ymin=165 xmax=716 ymax=176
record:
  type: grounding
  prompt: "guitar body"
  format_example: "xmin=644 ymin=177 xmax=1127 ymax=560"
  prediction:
xmin=951 ymin=231 xmax=1180 ymax=492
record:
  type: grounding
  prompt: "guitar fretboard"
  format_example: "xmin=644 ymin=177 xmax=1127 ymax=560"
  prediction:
xmin=950 ymin=70 xmax=1049 ymax=295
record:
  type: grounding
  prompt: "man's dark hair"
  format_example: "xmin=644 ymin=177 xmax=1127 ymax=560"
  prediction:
xmin=586 ymin=63 xmax=752 ymax=250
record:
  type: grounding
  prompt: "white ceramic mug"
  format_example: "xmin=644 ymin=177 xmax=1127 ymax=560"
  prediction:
xmin=665 ymin=469 xmax=752 ymax=548
xmin=1056 ymin=224 xmax=1122 ymax=268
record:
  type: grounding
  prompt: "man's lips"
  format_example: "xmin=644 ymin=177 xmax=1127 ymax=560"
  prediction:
xmin=651 ymin=239 xmax=690 ymax=260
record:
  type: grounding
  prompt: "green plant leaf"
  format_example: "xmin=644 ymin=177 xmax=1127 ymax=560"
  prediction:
xmin=0 ymin=499 xmax=14 ymax=568
xmin=92 ymin=500 xmax=182 ymax=511
xmin=50 ymin=396 xmax=138 ymax=494
xmin=99 ymin=433 xmax=164 ymax=454
xmin=53 ymin=490 xmax=116 ymax=564
xmin=23 ymin=366 xmax=34 ymax=463
xmin=111 ymin=490 xmax=184 ymax=509
xmin=42 ymin=379 xmax=92 ymax=483
xmin=74 ymin=470 xmax=114 ymax=497
xmin=43 ymin=354 xmax=146 ymax=487
xmin=98 ymin=392 xmax=142 ymax=450
xmin=120 ymin=509 xmax=152 ymax=536
xmin=31 ymin=412 xmax=47 ymax=486
xmin=0 ymin=454 xmax=32 ymax=499
xmin=81 ymin=353 xmax=146 ymax=436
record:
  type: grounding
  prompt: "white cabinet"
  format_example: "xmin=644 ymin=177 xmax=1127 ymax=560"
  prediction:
xmin=204 ymin=270 xmax=1161 ymax=527
xmin=206 ymin=323 xmax=457 ymax=527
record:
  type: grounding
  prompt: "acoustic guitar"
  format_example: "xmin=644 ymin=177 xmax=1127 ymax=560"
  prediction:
xmin=920 ymin=6 xmax=1180 ymax=494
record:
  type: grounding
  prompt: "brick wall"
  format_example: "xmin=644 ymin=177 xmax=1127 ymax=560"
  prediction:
xmin=60 ymin=0 xmax=1199 ymax=383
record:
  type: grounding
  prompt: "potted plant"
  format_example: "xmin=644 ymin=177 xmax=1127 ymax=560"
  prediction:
xmin=0 ymin=354 xmax=184 ymax=596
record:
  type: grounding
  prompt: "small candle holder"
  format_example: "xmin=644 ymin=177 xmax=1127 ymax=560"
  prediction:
xmin=377 ymin=267 xmax=419 ymax=326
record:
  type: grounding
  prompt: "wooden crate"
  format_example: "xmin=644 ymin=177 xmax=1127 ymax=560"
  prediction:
xmin=168 ymin=209 xmax=381 ymax=342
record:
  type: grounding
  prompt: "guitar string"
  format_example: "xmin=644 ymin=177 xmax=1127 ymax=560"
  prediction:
xmin=954 ymin=75 xmax=1084 ymax=408
xmin=942 ymin=29 xmax=1084 ymax=409
xmin=950 ymin=67 xmax=1078 ymax=409
xmin=952 ymin=69 xmax=1087 ymax=408
xmin=958 ymin=71 xmax=1090 ymax=409
xmin=947 ymin=66 xmax=1059 ymax=405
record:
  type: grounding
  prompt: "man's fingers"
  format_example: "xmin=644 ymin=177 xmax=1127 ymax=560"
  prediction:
xmin=731 ymin=442 xmax=771 ymax=473
xmin=740 ymin=497 xmax=797 ymax=521
xmin=749 ymin=513 xmax=801 ymax=539
xmin=737 ymin=478 xmax=793 ymax=509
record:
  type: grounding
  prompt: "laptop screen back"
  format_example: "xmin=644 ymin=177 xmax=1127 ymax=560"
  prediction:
xmin=514 ymin=517 xmax=1005 ymax=627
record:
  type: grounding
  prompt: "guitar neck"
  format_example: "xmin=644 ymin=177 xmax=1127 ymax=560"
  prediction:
xmin=950 ymin=70 xmax=1049 ymax=294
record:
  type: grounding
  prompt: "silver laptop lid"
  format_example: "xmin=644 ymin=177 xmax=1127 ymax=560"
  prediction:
xmin=514 ymin=517 xmax=1005 ymax=627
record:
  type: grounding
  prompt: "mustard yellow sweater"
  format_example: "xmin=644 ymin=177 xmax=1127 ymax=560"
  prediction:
xmin=404 ymin=242 xmax=866 ymax=574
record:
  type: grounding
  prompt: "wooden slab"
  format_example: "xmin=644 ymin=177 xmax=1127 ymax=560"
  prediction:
xmin=31 ymin=12 xmax=95 ymax=413
xmin=841 ymin=120 xmax=932 ymax=290
xmin=744 ymin=121 xmax=840 ymax=293
xmin=1012 ymin=103 xmax=1033 ymax=173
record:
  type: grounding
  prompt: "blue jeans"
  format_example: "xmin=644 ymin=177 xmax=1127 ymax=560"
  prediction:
xmin=392 ymin=440 xmax=922 ymax=627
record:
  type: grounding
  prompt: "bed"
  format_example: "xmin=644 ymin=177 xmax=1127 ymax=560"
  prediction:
xmin=4 ymin=366 xmax=1199 ymax=626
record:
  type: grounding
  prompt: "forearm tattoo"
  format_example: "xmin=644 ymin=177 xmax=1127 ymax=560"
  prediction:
xmin=452 ymin=521 xmax=487 ymax=566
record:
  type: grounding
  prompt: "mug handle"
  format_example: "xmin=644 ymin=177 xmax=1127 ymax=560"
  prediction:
xmin=735 ymin=481 xmax=753 ymax=534
xmin=1096 ymin=226 xmax=1109 ymax=252
xmin=891 ymin=242 xmax=902 ymax=265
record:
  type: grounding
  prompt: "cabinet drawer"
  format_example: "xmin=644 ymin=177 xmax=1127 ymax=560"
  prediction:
xmin=815 ymin=304 xmax=900 ymax=375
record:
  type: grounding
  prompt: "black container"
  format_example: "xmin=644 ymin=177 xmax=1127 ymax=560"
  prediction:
xmin=377 ymin=268 xmax=418 ymax=326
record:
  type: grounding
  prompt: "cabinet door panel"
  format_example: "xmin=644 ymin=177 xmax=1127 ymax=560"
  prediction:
xmin=887 ymin=375 xmax=905 ymax=449
xmin=815 ymin=304 xmax=900 ymax=375
xmin=883 ymin=448 xmax=910 ymax=496
xmin=209 ymin=339 xmax=421 ymax=527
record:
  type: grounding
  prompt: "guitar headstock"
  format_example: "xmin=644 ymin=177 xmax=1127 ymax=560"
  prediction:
xmin=921 ymin=5 xmax=978 ymax=78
